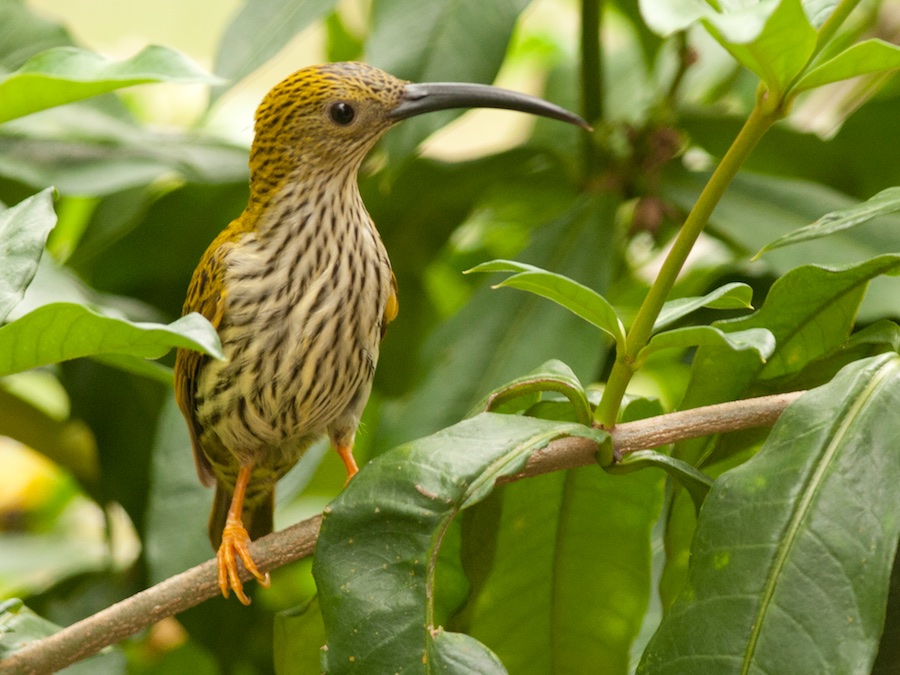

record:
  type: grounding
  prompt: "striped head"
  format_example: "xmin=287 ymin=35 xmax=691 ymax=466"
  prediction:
xmin=247 ymin=61 xmax=589 ymax=203
xmin=249 ymin=63 xmax=407 ymax=188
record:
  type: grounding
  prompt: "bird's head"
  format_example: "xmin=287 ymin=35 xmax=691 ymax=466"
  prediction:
xmin=248 ymin=61 xmax=589 ymax=192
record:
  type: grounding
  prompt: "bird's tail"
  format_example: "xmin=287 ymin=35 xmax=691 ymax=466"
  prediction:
xmin=208 ymin=484 xmax=275 ymax=550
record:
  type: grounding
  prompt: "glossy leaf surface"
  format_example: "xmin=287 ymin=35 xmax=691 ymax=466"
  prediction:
xmin=642 ymin=354 xmax=900 ymax=674
xmin=313 ymin=413 xmax=606 ymax=673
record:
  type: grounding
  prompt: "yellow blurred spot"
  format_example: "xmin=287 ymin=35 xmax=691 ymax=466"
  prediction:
xmin=0 ymin=437 xmax=64 ymax=514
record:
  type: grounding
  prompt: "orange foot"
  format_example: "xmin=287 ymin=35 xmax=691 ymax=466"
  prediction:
xmin=217 ymin=519 xmax=270 ymax=605
xmin=336 ymin=443 xmax=359 ymax=486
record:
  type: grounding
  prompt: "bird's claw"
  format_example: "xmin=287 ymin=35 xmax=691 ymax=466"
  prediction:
xmin=217 ymin=522 xmax=270 ymax=605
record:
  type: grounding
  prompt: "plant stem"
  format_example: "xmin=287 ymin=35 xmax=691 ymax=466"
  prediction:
xmin=580 ymin=0 xmax=602 ymax=172
xmin=814 ymin=0 xmax=863 ymax=59
xmin=594 ymin=102 xmax=779 ymax=427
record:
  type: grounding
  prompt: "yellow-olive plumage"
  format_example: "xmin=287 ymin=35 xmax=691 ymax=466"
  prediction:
xmin=174 ymin=62 xmax=588 ymax=604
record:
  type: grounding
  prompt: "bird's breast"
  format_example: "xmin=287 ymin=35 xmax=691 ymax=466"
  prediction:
xmin=194 ymin=200 xmax=392 ymax=454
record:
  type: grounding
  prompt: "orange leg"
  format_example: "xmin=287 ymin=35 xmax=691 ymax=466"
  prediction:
xmin=216 ymin=464 xmax=271 ymax=605
xmin=336 ymin=444 xmax=359 ymax=486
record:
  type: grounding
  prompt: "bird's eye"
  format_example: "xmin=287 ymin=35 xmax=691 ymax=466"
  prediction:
xmin=329 ymin=102 xmax=356 ymax=126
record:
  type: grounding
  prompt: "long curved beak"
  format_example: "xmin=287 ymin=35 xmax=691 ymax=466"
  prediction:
xmin=390 ymin=82 xmax=591 ymax=131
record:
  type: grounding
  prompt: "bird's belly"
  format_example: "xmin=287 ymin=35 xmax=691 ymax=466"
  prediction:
xmin=195 ymin=290 xmax=380 ymax=458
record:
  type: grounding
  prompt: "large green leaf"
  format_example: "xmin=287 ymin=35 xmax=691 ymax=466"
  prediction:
xmin=464 ymin=467 xmax=663 ymax=674
xmin=0 ymin=304 xmax=223 ymax=377
xmin=0 ymin=45 xmax=218 ymax=124
xmin=641 ymin=354 xmax=900 ymax=673
xmin=658 ymin=256 xmax=900 ymax=606
xmin=367 ymin=0 xmax=532 ymax=161
xmin=0 ymin=188 xmax=56 ymax=323
xmin=212 ymin=0 xmax=338 ymax=99
xmin=639 ymin=0 xmax=776 ymax=38
xmin=756 ymin=186 xmax=900 ymax=257
xmin=313 ymin=413 xmax=606 ymax=673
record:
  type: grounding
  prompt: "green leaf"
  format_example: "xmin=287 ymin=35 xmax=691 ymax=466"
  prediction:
xmin=708 ymin=0 xmax=817 ymax=102
xmin=606 ymin=450 xmax=713 ymax=511
xmin=639 ymin=326 xmax=776 ymax=364
xmin=0 ymin=0 xmax=72 ymax=70
xmin=0 ymin=304 xmax=223 ymax=377
xmin=676 ymin=254 xmax=900 ymax=467
xmin=666 ymin=169 xmax=900 ymax=322
xmin=0 ymin=189 xmax=57 ymax=323
xmin=0 ymin=600 xmax=124 ymax=672
xmin=428 ymin=629 xmax=507 ymax=674
xmin=144 ymin=393 xmax=211 ymax=585
xmin=795 ymin=39 xmax=900 ymax=92
xmin=90 ymin=353 xmax=174 ymax=385
xmin=465 ymin=467 xmax=664 ymax=673
xmin=641 ymin=0 xmax=817 ymax=100
xmin=0 ymin=106 xmax=249 ymax=196
xmin=274 ymin=596 xmax=327 ymax=675
xmin=653 ymin=282 xmax=754 ymax=333
xmin=325 ymin=11 xmax=364 ymax=63
xmin=640 ymin=354 xmax=900 ymax=673
xmin=313 ymin=413 xmax=606 ymax=673
xmin=843 ymin=319 xmax=900 ymax=354
xmin=468 ymin=261 xmax=626 ymax=347
xmin=756 ymin=186 xmax=900 ymax=257
xmin=638 ymin=0 xmax=774 ymax=38
xmin=211 ymin=0 xmax=338 ymax=100
xmin=476 ymin=359 xmax=592 ymax=426
xmin=0 ymin=45 xmax=219 ymax=124
xmin=873 ymin=544 xmax=900 ymax=672
xmin=367 ymin=0 xmax=532 ymax=161
xmin=0 ymin=599 xmax=57 ymax=655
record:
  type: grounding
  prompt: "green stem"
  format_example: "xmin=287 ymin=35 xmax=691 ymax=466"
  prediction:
xmin=813 ymin=0 xmax=862 ymax=60
xmin=594 ymin=102 xmax=779 ymax=428
xmin=580 ymin=0 xmax=602 ymax=172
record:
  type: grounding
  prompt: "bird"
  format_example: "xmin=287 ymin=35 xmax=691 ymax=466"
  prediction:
xmin=173 ymin=61 xmax=589 ymax=605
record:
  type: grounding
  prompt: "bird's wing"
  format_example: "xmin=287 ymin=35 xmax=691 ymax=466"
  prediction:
xmin=381 ymin=270 xmax=399 ymax=339
xmin=174 ymin=233 xmax=233 ymax=487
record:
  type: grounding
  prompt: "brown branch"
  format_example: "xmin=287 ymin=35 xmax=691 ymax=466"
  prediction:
xmin=503 ymin=391 xmax=805 ymax=481
xmin=0 ymin=515 xmax=322 ymax=675
xmin=0 ymin=391 xmax=803 ymax=674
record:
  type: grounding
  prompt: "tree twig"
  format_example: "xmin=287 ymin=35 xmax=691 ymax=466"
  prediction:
xmin=0 ymin=390 xmax=803 ymax=674
xmin=1 ymin=515 xmax=322 ymax=675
